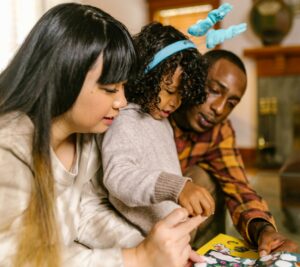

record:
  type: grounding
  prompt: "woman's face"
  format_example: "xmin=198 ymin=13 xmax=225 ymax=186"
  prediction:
xmin=64 ymin=55 xmax=127 ymax=134
xmin=150 ymin=67 xmax=183 ymax=120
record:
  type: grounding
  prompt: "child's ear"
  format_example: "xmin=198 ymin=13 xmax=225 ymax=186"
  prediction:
xmin=161 ymin=74 xmax=170 ymax=86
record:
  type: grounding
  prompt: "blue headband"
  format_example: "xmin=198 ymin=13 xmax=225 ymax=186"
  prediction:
xmin=144 ymin=40 xmax=197 ymax=74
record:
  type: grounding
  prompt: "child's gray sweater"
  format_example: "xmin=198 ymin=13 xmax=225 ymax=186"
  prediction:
xmin=102 ymin=103 xmax=190 ymax=234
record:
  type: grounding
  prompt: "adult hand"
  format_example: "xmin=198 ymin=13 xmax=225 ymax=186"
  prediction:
xmin=179 ymin=181 xmax=215 ymax=217
xmin=184 ymin=250 xmax=206 ymax=267
xmin=258 ymin=225 xmax=299 ymax=257
xmin=131 ymin=208 xmax=207 ymax=267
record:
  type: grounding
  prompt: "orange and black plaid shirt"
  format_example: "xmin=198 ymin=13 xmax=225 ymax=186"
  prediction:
xmin=171 ymin=119 xmax=276 ymax=244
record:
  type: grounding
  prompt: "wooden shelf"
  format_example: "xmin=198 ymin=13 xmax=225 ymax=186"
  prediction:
xmin=244 ymin=45 xmax=300 ymax=77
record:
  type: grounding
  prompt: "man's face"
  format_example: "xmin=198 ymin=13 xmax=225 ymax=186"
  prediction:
xmin=187 ymin=58 xmax=247 ymax=133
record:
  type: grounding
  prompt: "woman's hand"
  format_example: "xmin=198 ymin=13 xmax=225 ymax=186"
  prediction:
xmin=184 ymin=250 xmax=206 ymax=267
xmin=123 ymin=208 xmax=206 ymax=267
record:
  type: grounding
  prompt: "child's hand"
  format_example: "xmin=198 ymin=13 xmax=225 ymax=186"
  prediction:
xmin=178 ymin=181 xmax=215 ymax=217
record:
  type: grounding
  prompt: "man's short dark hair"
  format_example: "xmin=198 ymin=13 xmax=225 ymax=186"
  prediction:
xmin=204 ymin=49 xmax=246 ymax=75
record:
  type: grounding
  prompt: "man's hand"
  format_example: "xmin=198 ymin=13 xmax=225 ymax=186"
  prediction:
xmin=178 ymin=181 xmax=215 ymax=217
xmin=258 ymin=225 xmax=299 ymax=257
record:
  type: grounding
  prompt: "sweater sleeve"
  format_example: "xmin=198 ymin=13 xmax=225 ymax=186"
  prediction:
xmin=102 ymin=113 xmax=188 ymax=207
xmin=0 ymin=147 xmax=124 ymax=267
xmin=77 ymin=172 xmax=144 ymax=249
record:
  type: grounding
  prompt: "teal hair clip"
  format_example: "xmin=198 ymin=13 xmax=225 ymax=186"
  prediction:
xmin=188 ymin=3 xmax=233 ymax=37
xmin=187 ymin=3 xmax=247 ymax=49
xmin=206 ymin=23 xmax=247 ymax=49
xmin=145 ymin=40 xmax=197 ymax=74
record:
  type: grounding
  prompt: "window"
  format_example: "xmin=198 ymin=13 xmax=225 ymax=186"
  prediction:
xmin=0 ymin=0 xmax=43 ymax=71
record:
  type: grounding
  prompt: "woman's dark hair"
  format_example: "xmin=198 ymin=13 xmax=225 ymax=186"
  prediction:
xmin=204 ymin=49 xmax=246 ymax=75
xmin=125 ymin=22 xmax=207 ymax=113
xmin=0 ymin=3 xmax=136 ymax=267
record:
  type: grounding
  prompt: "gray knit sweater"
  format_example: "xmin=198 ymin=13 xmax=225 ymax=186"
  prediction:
xmin=102 ymin=103 xmax=190 ymax=234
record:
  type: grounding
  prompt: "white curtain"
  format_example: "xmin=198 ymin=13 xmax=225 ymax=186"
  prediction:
xmin=0 ymin=0 xmax=83 ymax=71
xmin=0 ymin=0 xmax=48 ymax=71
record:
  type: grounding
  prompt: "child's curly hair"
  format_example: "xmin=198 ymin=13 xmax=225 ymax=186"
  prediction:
xmin=125 ymin=22 xmax=208 ymax=113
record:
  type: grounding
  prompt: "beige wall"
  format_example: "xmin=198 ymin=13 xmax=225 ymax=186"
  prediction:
xmin=81 ymin=0 xmax=149 ymax=34
xmin=44 ymin=0 xmax=148 ymax=34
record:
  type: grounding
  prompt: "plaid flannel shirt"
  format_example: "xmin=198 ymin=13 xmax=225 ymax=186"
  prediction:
xmin=171 ymin=118 xmax=276 ymax=244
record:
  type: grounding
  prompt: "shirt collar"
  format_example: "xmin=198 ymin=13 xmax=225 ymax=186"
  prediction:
xmin=170 ymin=117 xmax=203 ymax=142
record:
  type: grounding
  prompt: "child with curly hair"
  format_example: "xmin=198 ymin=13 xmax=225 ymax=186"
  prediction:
xmin=102 ymin=22 xmax=213 ymax=235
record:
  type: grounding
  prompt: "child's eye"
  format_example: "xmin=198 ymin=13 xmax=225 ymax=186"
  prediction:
xmin=165 ymin=87 xmax=176 ymax=95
